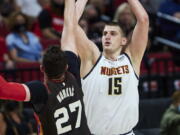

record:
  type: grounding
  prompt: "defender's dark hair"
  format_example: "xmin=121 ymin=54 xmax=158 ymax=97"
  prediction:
xmin=105 ymin=21 xmax=126 ymax=37
xmin=42 ymin=45 xmax=67 ymax=79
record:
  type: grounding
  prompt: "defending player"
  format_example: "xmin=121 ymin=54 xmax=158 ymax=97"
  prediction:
xmin=0 ymin=0 xmax=91 ymax=134
xmin=74 ymin=0 xmax=149 ymax=134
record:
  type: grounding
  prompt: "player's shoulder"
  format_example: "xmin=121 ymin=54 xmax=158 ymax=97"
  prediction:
xmin=25 ymin=80 xmax=46 ymax=91
xmin=25 ymin=81 xmax=48 ymax=107
xmin=25 ymin=80 xmax=43 ymax=85
xmin=65 ymin=72 xmax=76 ymax=82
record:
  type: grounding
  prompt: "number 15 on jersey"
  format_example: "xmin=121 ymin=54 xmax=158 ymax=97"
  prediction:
xmin=108 ymin=77 xmax=122 ymax=95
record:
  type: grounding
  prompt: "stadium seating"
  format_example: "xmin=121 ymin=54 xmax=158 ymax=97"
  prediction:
xmin=40 ymin=39 xmax=60 ymax=50
xmin=140 ymin=52 xmax=174 ymax=76
xmin=15 ymin=62 xmax=42 ymax=82
xmin=0 ymin=37 xmax=7 ymax=62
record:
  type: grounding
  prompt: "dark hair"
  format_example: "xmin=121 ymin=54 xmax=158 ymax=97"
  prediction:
xmin=5 ymin=101 xmax=19 ymax=112
xmin=50 ymin=0 xmax=64 ymax=16
xmin=172 ymin=91 xmax=180 ymax=104
xmin=174 ymin=0 xmax=180 ymax=4
xmin=8 ymin=11 xmax=29 ymax=31
xmin=42 ymin=45 xmax=67 ymax=79
xmin=105 ymin=21 xmax=125 ymax=37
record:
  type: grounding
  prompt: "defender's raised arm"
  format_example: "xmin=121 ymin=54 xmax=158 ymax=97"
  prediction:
xmin=61 ymin=0 xmax=77 ymax=55
xmin=75 ymin=0 xmax=100 ymax=78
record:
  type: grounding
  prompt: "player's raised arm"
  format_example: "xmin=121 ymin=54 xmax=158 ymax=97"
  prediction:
xmin=0 ymin=75 xmax=47 ymax=105
xmin=60 ymin=0 xmax=81 ymax=83
xmin=61 ymin=0 xmax=77 ymax=55
xmin=126 ymin=0 xmax=149 ymax=73
xmin=0 ymin=75 xmax=30 ymax=101
xmin=75 ymin=0 xmax=100 ymax=78
xmin=75 ymin=0 xmax=88 ymax=21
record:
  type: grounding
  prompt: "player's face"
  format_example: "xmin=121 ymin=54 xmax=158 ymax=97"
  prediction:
xmin=102 ymin=25 xmax=126 ymax=53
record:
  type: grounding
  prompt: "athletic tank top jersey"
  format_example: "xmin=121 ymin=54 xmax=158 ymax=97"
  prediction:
xmin=81 ymin=53 xmax=139 ymax=135
xmin=33 ymin=73 xmax=90 ymax=135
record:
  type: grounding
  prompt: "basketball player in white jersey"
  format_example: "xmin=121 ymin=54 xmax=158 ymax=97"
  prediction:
xmin=72 ymin=0 xmax=149 ymax=134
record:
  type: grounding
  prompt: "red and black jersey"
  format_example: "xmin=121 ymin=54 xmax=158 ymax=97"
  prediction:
xmin=25 ymin=72 xmax=90 ymax=135
xmin=25 ymin=51 xmax=89 ymax=135
xmin=0 ymin=51 xmax=89 ymax=135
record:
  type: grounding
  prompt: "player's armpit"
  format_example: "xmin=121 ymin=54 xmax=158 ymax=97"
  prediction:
xmin=0 ymin=75 xmax=30 ymax=101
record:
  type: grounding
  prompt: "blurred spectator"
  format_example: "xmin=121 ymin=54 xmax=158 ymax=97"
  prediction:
xmin=79 ymin=18 xmax=89 ymax=34
xmin=33 ymin=0 xmax=64 ymax=39
xmin=113 ymin=3 xmax=136 ymax=38
xmin=160 ymin=90 xmax=180 ymax=135
xmin=0 ymin=37 xmax=14 ymax=69
xmin=0 ymin=111 xmax=7 ymax=135
xmin=89 ymin=0 xmax=106 ymax=16
xmin=83 ymin=4 xmax=110 ymax=27
xmin=83 ymin=4 xmax=110 ymax=51
xmin=89 ymin=0 xmax=113 ymax=18
xmin=0 ymin=0 xmax=19 ymax=18
xmin=4 ymin=101 xmax=32 ymax=135
xmin=15 ymin=0 xmax=42 ymax=18
xmin=22 ymin=108 xmax=38 ymax=135
xmin=113 ymin=0 xmax=127 ymax=10
xmin=37 ymin=0 xmax=50 ymax=7
xmin=84 ymin=4 xmax=100 ymax=25
xmin=0 ymin=110 xmax=21 ymax=135
xmin=157 ymin=0 xmax=180 ymax=42
xmin=0 ymin=0 xmax=19 ymax=37
xmin=0 ymin=16 xmax=9 ymax=38
xmin=6 ymin=12 xmax=43 ymax=63
xmin=140 ymin=0 xmax=164 ymax=14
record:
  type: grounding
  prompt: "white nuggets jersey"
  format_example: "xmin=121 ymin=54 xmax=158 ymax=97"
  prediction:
xmin=81 ymin=53 xmax=139 ymax=135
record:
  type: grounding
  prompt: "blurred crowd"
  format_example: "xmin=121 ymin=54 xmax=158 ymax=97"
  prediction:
xmin=0 ymin=0 xmax=179 ymax=69
xmin=0 ymin=101 xmax=37 ymax=135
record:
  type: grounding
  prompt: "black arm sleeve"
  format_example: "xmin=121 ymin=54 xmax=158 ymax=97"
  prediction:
xmin=38 ymin=10 xmax=52 ymax=29
xmin=25 ymin=81 xmax=48 ymax=113
xmin=64 ymin=51 xmax=81 ymax=87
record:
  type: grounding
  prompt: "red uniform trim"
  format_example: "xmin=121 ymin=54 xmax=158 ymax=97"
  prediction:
xmin=34 ymin=113 xmax=43 ymax=135
xmin=0 ymin=75 xmax=27 ymax=101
